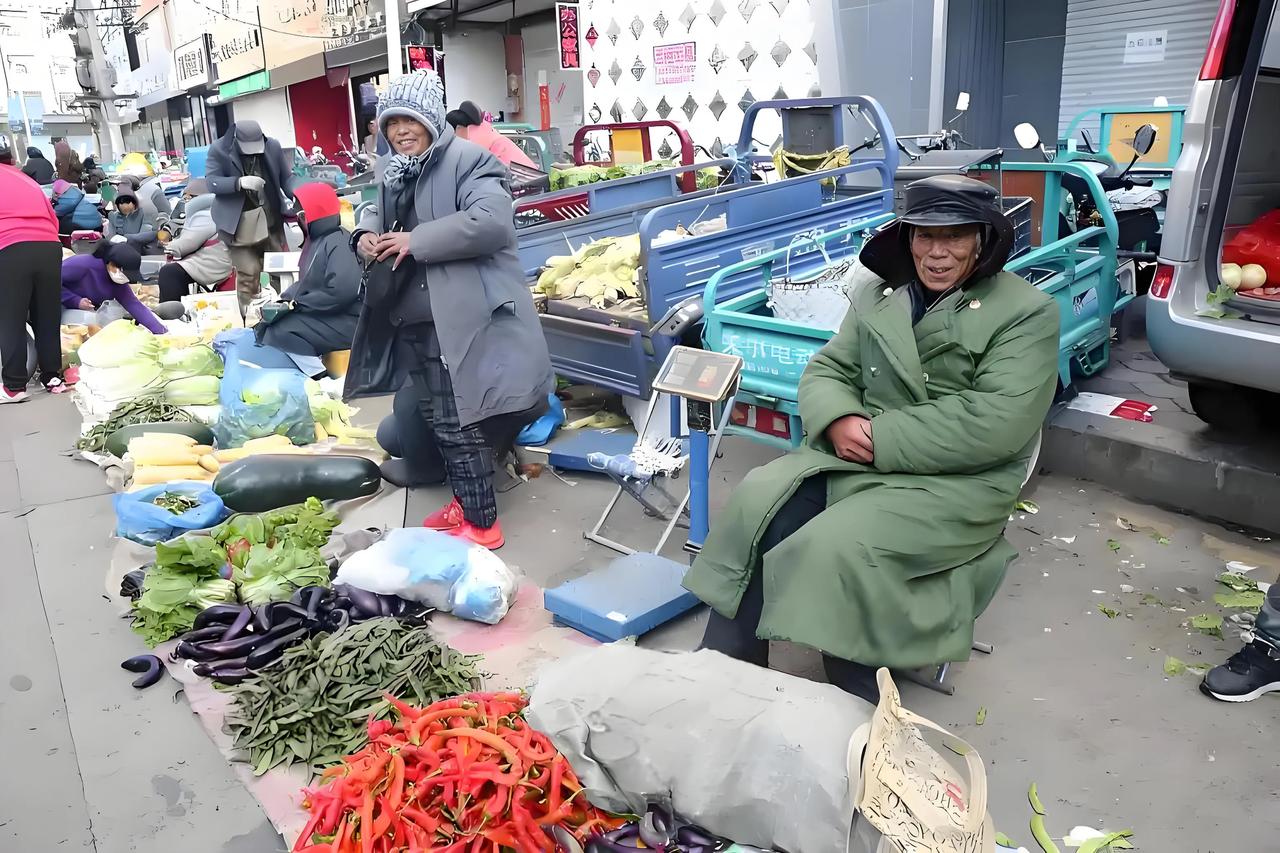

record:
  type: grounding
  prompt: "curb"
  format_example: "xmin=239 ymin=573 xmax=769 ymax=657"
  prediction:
xmin=1040 ymin=407 xmax=1280 ymax=536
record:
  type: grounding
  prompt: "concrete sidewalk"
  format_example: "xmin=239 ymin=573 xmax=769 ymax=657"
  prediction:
xmin=3 ymin=393 xmax=1278 ymax=852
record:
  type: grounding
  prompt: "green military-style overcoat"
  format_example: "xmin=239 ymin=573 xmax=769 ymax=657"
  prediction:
xmin=684 ymin=270 xmax=1060 ymax=668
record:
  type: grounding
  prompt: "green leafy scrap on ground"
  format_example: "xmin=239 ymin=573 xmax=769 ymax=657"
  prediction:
xmin=1190 ymin=613 xmax=1224 ymax=638
xmin=1107 ymin=539 xmax=1121 ymax=552
xmin=1217 ymin=572 xmax=1259 ymax=592
xmin=1214 ymin=590 xmax=1266 ymax=610
xmin=976 ymin=706 xmax=987 ymax=726
xmin=1153 ymin=534 xmax=1171 ymax=545
xmin=1164 ymin=656 xmax=1210 ymax=678
xmin=1140 ymin=593 xmax=1166 ymax=607
xmin=1016 ymin=500 xmax=1039 ymax=514
xmin=1079 ymin=830 xmax=1136 ymax=853
xmin=1099 ymin=604 xmax=1120 ymax=619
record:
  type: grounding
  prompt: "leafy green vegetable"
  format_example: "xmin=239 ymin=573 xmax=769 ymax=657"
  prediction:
xmin=236 ymin=543 xmax=330 ymax=605
xmin=1015 ymin=500 xmax=1040 ymax=514
xmin=75 ymin=396 xmax=195 ymax=452
xmin=976 ymin=706 xmax=987 ymax=725
xmin=1099 ymin=604 xmax=1120 ymax=619
xmin=1153 ymin=535 xmax=1171 ymax=545
xmin=1190 ymin=613 xmax=1224 ymax=637
xmin=130 ymin=575 xmax=236 ymax=647
xmin=1078 ymin=830 xmax=1135 ymax=853
xmin=157 ymin=344 xmax=223 ymax=380
xmin=163 ymin=375 xmax=221 ymax=406
xmin=152 ymin=492 xmax=200 ymax=514
xmin=1107 ymin=539 xmax=1121 ymax=552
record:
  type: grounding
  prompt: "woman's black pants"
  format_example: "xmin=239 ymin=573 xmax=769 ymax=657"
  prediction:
xmin=700 ymin=473 xmax=881 ymax=704
xmin=0 ymin=241 xmax=63 ymax=392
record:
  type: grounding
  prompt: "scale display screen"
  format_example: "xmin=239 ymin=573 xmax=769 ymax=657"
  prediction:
xmin=652 ymin=346 xmax=743 ymax=403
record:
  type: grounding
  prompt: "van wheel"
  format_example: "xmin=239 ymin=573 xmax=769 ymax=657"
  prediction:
xmin=1187 ymin=382 xmax=1268 ymax=432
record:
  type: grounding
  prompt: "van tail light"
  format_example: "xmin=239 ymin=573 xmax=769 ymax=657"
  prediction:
xmin=1200 ymin=0 xmax=1238 ymax=79
xmin=1150 ymin=263 xmax=1176 ymax=299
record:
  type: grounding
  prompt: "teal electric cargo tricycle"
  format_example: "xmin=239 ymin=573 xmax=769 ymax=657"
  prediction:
xmin=702 ymin=160 xmax=1133 ymax=449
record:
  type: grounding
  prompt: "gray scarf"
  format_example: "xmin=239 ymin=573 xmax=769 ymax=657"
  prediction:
xmin=383 ymin=152 xmax=429 ymax=191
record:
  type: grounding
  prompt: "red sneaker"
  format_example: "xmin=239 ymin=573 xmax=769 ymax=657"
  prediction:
xmin=447 ymin=520 xmax=505 ymax=550
xmin=422 ymin=498 xmax=464 ymax=531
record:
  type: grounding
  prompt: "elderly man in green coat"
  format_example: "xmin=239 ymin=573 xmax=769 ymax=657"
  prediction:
xmin=684 ymin=175 xmax=1061 ymax=703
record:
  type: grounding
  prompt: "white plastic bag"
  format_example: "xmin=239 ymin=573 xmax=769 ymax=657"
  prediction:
xmin=334 ymin=528 xmax=518 ymax=624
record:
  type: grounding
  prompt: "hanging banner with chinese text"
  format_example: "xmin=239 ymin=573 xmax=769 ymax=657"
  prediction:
xmin=557 ymin=2 xmax=581 ymax=70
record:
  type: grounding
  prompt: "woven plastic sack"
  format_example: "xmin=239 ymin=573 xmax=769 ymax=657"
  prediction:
xmin=526 ymin=645 xmax=876 ymax=853
xmin=767 ymin=237 xmax=855 ymax=332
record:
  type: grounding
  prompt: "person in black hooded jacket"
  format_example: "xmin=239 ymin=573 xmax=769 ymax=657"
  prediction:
xmin=22 ymin=147 xmax=54 ymax=184
xmin=255 ymin=182 xmax=360 ymax=357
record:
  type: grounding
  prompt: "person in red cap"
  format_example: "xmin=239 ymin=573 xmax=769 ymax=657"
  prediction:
xmin=255 ymin=182 xmax=362 ymax=357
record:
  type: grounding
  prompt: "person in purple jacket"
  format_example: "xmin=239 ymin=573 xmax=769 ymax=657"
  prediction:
xmin=61 ymin=243 xmax=167 ymax=334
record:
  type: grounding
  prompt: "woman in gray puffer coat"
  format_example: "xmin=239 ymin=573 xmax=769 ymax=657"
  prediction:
xmin=157 ymin=180 xmax=234 ymax=301
xmin=345 ymin=69 xmax=553 ymax=550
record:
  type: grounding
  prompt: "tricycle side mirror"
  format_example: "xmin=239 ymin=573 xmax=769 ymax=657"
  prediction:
xmin=1080 ymin=128 xmax=1098 ymax=154
xmin=955 ymin=92 xmax=970 ymax=112
xmin=1133 ymin=124 xmax=1157 ymax=156
xmin=1013 ymin=122 xmax=1041 ymax=150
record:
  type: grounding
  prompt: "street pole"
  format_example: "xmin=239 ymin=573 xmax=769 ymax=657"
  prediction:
xmin=75 ymin=0 xmax=121 ymax=161
xmin=385 ymin=0 xmax=403 ymax=77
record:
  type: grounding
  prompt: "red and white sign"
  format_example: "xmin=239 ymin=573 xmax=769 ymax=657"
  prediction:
xmin=556 ymin=2 xmax=580 ymax=70
xmin=653 ymin=42 xmax=696 ymax=85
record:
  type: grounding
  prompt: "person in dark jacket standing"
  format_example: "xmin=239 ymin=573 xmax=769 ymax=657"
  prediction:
xmin=256 ymin=182 xmax=360 ymax=357
xmin=54 ymin=140 xmax=83 ymax=186
xmin=204 ymin=121 xmax=296 ymax=317
xmin=345 ymin=70 xmax=554 ymax=550
xmin=22 ymin=147 xmax=54 ymax=184
xmin=0 ymin=163 xmax=65 ymax=400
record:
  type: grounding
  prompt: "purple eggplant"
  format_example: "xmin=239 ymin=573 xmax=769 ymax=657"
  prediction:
xmin=206 ymin=665 xmax=252 ymax=684
xmin=675 ymin=827 xmax=722 ymax=849
xmin=639 ymin=808 xmax=673 ymax=849
xmin=193 ymin=656 xmax=248 ymax=677
xmin=344 ymin=586 xmax=383 ymax=618
xmin=245 ymin=627 xmax=308 ymax=669
xmin=220 ymin=605 xmax=253 ymax=641
xmin=178 ymin=625 xmax=233 ymax=643
xmin=193 ymin=604 xmax=245 ymax=629
xmin=376 ymin=594 xmax=394 ymax=617
xmin=120 ymin=655 xmax=164 ymax=689
xmin=254 ymin=602 xmax=281 ymax=634
xmin=175 ymin=640 xmax=224 ymax=662
xmin=304 ymin=586 xmax=326 ymax=621
xmin=322 ymin=608 xmax=350 ymax=633
xmin=189 ymin=631 xmax=268 ymax=660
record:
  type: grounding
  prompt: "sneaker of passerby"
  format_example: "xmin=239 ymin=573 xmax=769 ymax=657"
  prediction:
xmin=1 ymin=386 xmax=29 ymax=403
xmin=1201 ymin=584 xmax=1280 ymax=702
xmin=42 ymin=375 xmax=70 ymax=394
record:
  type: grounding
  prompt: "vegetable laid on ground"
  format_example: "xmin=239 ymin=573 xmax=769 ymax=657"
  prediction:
xmin=120 ymin=654 xmax=165 ymax=689
xmin=294 ymin=692 xmax=624 ymax=853
xmin=213 ymin=454 xmax=382 ymax=513
xmin=77 ymin=398 xmax=201 ymax=454
xmin=223 ymin=618 xmax=480 ymax=776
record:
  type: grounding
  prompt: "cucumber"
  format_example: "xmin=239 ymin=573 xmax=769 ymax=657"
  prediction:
xmin=104 ymin=422 xmax=216 ymax=458
xmin=212 ymin=454 xmax=382 ymax=512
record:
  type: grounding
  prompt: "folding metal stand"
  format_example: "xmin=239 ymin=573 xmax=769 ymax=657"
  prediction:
xmin=585 ymin=367 xmax=741 ymax=557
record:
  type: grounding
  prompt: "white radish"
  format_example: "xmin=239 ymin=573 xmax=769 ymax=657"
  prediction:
xmin=1220 ymin=263 xmax=1243 ymax=290
xmin=1241 ymin=263 xmax=1267 ymax=290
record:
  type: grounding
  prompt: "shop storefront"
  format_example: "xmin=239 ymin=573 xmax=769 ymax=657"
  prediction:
xmin=321 ymin=0 xmax=390 ymax=153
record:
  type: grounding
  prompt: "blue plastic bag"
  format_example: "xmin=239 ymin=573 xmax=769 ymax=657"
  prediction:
xmin=212 ymin=331 xmax=316 ymax=448
xmin=113 ymin=482 xmax=230 ymax=546
xmin=334 ymin=528 xmax=518 ymax=624
xmin=516 ymin=393 xmax=565 ymax=447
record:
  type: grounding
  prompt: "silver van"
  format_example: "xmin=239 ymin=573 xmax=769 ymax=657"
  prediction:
xmin=1147 ymin=0 xmax=1280 ymax=427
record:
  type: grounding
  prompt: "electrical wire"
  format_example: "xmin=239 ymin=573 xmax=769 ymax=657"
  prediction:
xmin=191 ymin=0 xmax=373 ymax=41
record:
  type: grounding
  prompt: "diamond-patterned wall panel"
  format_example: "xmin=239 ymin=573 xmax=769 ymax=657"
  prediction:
xmin=738 ymin=0 xmax=759 ymax=24
xmin=657 ymin=138 xmax=674 ymax=159
xmin=678 ymin=3 xmax=697 ymax=32
xmin=708 ymin=91 xmax=727 ymax=120
xmin=682 ymin=94 xmax=699 ymax=121
xmin=708 ymin=45 xmax=727 ymax=74
xmin=587 ymin=65 xmax=601 ymax=87
xmin=631 ymin=57 xmax=646 ymax=80
xmin=608 ymin=59 xmax=623 ymax=84
xmin=653 ymin=11 xmax=669 ymax=37
xmin=610 ymin=100 xmax=625 ymax=123
xmin=589 ymin=103 xmax=602 ymax=123
xmin=804 ymin=39 xmax=818 ymax=64
xmin=708 ymin=0 xmax=727 ymax=25
xmin=633 ymin=98 xmax=648 ymax=120
xmin=770 ymin=39 xmax=792 ymax=67
xmin=738 ymin=43 xmax=758 ymax=73
xmin=605 ymin=19 xmax=620 ymax=44
xmin=656 ymin=97 xmax=673 ymax=119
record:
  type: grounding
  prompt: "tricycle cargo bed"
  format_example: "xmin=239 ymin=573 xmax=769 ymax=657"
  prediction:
xmin=704 ymin=162 xmax=1132 ymax=448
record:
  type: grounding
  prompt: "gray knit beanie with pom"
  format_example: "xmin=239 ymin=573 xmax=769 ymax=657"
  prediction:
xmin=377 ymin=70 xmax=446 ymax=142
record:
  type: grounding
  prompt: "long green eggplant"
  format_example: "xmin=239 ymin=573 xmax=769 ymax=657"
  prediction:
xmin=212 ymin=454 xmax=381 ymax=512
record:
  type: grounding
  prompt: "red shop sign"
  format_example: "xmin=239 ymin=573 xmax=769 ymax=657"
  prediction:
xmin=556 ymin=2 xmax=581 ymax=71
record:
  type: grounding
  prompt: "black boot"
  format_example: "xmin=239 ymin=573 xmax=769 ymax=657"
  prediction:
xmin=1200 ymin=631 xmax=1280 ymax=703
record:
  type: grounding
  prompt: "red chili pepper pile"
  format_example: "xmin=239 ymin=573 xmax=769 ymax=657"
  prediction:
xmin=293 ymin=691 xmax=623 ymax=853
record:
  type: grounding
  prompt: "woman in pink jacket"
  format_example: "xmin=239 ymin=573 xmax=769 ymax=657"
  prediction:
xmin=0 ymin=163 xmax=66 ymax=401
xmin=445 ymin=101 xmax=537 ymax=169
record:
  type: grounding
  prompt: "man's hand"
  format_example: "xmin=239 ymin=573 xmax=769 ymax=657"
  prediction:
xmin=357 ymin=231 xmax=379 ymax=261
xmin=238 ymin=175 xmax=266 ymax=193
xmin=109 ymin=234 xmax=127 ymax=244
xmin=374 ymin=231 xmax=413 ymax=269
xmin=78 ymin=298 xmax=94 ymax=311
xmin=826 ymin=414 xmax=874 ymax=464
